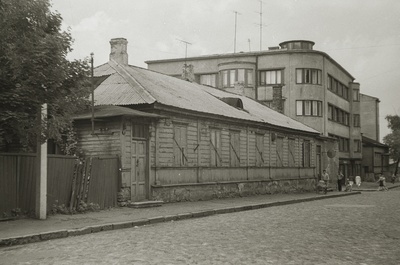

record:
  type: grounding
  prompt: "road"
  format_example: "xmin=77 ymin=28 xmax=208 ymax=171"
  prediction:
xmin=1 ymin=190 xmax=400 ymax=264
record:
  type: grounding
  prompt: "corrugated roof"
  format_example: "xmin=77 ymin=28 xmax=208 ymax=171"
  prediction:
xmin=73 ymin=105 xmax=162 ymax=120
xmin=92 ymin=61 xmax=319 ymax=134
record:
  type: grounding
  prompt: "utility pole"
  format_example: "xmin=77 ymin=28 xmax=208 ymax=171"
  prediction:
xmin=90 ymin=52 xmax=95 ymax=134
xmin=233 ymin=11 xmax=241 ymax=53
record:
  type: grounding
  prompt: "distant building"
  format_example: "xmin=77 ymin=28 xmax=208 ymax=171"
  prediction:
xmin=361 ymin=136 xmax=389 ymax=181
xmin=146 ymin=40 xmax=370 ymax=178
xmin=73 ymin=38 xmax=338 ymax=203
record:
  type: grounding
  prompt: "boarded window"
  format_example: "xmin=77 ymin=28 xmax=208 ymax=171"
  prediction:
xmin=229 ymin=131 xmax=240 ymax=166
xmin=173 ymin=125 xmax=188 ymax=166
xmin=276 ymin=136 xmax=284 ymax=167
xmin=288 ymin=138 xmax=296 ymax=167
xmin=210 ymin=129 xmax=222 ymax=166
xmin=255 ymin=134 xmax=264 ymax=167
xmin=303 ymin=140 xmax=311 ymax=167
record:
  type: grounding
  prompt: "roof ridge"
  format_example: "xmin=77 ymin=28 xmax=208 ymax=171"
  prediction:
xmin=108 ymin=60 xmax=156 ymax=104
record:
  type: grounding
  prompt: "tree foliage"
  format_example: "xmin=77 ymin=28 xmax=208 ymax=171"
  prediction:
xmin=0 ymin=0 xmax=91 ymax=150
xmin=383 ymin=115 xmax=400 ymax=174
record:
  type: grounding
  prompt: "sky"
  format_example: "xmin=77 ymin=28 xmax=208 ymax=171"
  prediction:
xmin=50 ymin=0 xmax=400 ymax=141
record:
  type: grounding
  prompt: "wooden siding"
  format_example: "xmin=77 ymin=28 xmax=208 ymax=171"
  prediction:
xmin=75 ymin=119 xmax=122 ymax=157
xmin=149 ymin=114 xmax=318 ymax=186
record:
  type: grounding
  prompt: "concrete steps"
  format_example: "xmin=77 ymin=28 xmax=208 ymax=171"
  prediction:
xmin=128 ymin=201 xmax=164 ymax=208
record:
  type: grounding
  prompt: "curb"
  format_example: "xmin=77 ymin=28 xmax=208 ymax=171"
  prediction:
xmin=0 ymin=192 xmax=361 ymax=248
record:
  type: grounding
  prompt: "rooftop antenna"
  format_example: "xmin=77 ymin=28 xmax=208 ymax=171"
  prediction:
xmin=176 ymin=38 xmax=192 ymax=66
xmin=233 ymin=11 xmax=241 ymax=53
xmin=248 ymin=39 xmax=251 ymax=52
xmin=255 ymin=1 xmax=264 ymax=51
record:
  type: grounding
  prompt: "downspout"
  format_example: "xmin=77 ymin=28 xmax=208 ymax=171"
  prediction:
xmin=90 ymin=52 xmax=95 ymax=134
xmin=255 ymin=55 xmax=259 ymax=101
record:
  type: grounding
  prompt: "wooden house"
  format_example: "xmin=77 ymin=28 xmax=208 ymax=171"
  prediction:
xmin=74 ymin=38 xmax=339 ymax=203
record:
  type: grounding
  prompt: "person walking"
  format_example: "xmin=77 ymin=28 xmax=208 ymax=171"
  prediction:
xmin=337 ymin=170 xmax=344 ymax=191
xmin=391 ymin=172 xmax=397 ymax=184
xmin=322 ymin=170 xmax=330 ymax=188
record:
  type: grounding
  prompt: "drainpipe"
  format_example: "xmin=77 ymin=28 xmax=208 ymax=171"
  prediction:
xmin=255 ymin=55 xmax=259 ymax=101
xmin=91 ymin=52 xmax=95 ymax=134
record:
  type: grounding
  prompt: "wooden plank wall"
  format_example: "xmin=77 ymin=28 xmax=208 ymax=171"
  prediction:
xmin=0 ymin=155 xmax=18 ymax=215
xmin=75 ymin=119 xmax=122 ymax=157
xmin=150 ymin=115 xmax=317 ymax=185
xmin=47 ymin=155 xmax=77 ymax=209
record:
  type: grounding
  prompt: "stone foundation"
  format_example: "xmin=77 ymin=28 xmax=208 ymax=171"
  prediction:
xmin=151 ymin=178 xmax=316 ymax=203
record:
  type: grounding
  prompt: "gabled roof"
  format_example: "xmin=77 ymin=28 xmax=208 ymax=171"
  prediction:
xmin=92 ymin=61 xmax=319 ymax=135
xmin=362 ymin=135 xmax=388 ymax=148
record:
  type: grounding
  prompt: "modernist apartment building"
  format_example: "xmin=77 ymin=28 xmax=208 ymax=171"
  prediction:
xmin=146 ymin=40 xmax=366 ymax=178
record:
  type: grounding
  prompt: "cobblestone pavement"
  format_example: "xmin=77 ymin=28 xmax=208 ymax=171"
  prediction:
xmin=1 ymin=190 xmax=399 ymax=265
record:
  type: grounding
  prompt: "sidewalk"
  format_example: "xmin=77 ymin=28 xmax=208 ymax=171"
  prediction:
xmin=352 ymin=182 xmax=400 ymax=192
xmin=0 ymin=191 xmax=363 ymax=248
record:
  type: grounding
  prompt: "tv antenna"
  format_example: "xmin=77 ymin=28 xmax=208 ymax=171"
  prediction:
xmin=176 ymin=38 xmax=192 ymax=66
xmin=233 ymin=11 xmax=241 ymax=53
xmin=255 ymin=0 xmax=267 ymax=51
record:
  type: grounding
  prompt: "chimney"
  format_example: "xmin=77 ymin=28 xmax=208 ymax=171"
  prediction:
xmin=271 ymin=86 xmax=284 ymax=113
xmin=109 ymin=38 xmax=128 ymax=65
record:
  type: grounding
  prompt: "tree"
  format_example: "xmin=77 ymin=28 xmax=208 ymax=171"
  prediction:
xmin=383 ymin=115 xmax=400 ymax=175
xmin=0 ymin=0 xmax=91 ymax=151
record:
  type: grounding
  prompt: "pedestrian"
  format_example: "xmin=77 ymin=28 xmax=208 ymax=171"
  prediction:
xmin=391 ymin=172 xmax=397 ymax=184
xmin=346 ymin=175 xmax=354 ymax=192
xmin=376 ymin=174 xmax=388 ymax=191
xmin=355 ymin=175 xmax=361 ymax=188
xmin=322 ymin=170 xmax=329 ymax=187
xmin=337 ymin=170 xmax=344 ymax=191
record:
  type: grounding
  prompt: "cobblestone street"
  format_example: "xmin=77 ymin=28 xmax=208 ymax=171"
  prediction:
xmin=1 ymin=190 xmax=399 ymax=264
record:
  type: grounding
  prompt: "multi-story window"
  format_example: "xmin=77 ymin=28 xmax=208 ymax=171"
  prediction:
xmin=296 ymin=100 xmax=322 ymax=116
xmin=327 ymin=75 xmax=349 ymax=100
xmin=173 ymin=124 xmax=188 ymax=166
xmin=296 ymin=68 xmax=322 ymax=85
xmin=210 ymin=128 xmax=222 ymax=166
xmin=353 ymin=89 xmax=360 ymax=102
xmin=353 ymin=114 xmax=360 ymax=127
xmin=259 ymin=69 xmax=283 ymax=85
xmin=220 ymin=69 xmax=253 ymax=88
xmin=329 ymin=134 xmax=350 ymax=152
xmin=199 ymin=74 xmax=217 ymax=87
xmin=328 ymin=104 xmax=350 ymax=126
xmin=354 ymin=139 xmax=361 ymax=153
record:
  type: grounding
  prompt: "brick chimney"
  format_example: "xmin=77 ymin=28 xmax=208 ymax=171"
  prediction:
xmin=271 ymin=86 xmax=284 ymax=113
xmin=109 ymin=38 xmax=128 ymax=65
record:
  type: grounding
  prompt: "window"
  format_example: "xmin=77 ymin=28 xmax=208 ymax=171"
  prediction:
xmin=296 ymin=100 xmax=322 ymax=116
xmin=296 ymin=68 xmax=322 ymax=84
xmin=328 ymin=104 xmax=350 ymax=126
xmin=302 ymin=140 xmax=311 ymax=167
xmin=354 ymin=140 xmax=361 ymax=153
xmin=353 ymin=114 xmax=360 ymax=127
xmin=329 ymin=134 xmax=350 ymax=153
xmin=229 ymin=131 xmax=240 ymax=166
xmin=173 ymin=125 xmax=188 ymax=166
xmin=210 ymin=129 xmax=222 ymax=166
xmin=327 ymin=75 xmax=349 ymax=100
xmin=353 ymin=89 xmax=360 ymax=101
xmin=132 ymin=124 xmax=148 ymax=139
xmin=220 ymin=69 xmax=253 ymax=87
xmin=259 ymin=69 xmax=282 ymax=85
xmin=199 ymin=74 xmax=217 ymax=87
xmin=288 ymin=138 xmax=296 ymax=167
xmin=276 ymin=136 xmax=284 ymax=167
xmin=255 ymin=134 xmax=264 ymax=167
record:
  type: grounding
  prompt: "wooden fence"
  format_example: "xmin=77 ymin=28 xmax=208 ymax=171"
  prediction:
xmin=0 ymin=153 xmax=120 ymax=217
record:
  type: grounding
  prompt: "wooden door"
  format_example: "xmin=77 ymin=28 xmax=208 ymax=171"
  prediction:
xmin=131 ymin=140 xmax=147 ymax=202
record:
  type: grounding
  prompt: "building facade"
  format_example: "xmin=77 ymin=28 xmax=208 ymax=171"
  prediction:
xmin=146 ymin=40 xmax=365 ymax=178
xmin=74 ymin=38 xmax=339 ymax=203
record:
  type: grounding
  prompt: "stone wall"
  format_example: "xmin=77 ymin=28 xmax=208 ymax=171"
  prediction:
xmin=151 ymin=178 xmax=316 ymax=202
